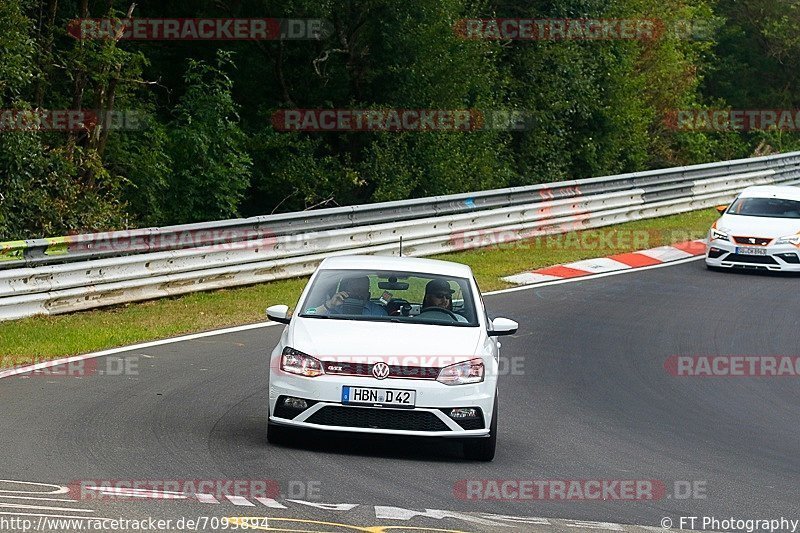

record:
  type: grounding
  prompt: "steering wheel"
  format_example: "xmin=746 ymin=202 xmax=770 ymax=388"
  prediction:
xmin=386 ymin=298 xmax=411 ymax=316
xmin=419 ymin=306 xmax=459 ymax=321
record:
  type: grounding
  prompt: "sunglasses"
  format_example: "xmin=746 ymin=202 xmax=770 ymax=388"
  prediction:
xmin=431 ymin=292 xmax=452 ymax=299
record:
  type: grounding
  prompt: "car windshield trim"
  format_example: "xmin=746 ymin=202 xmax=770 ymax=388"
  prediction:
xmin=726 ymin=212 xmax=800 ymax=219
xmin=298 ymin=314 xmax=479 ymax=327
xmin=297 ymin=268 xmax=479 ymax=326
xmin=727 ymin=197 xmax=800 ymax=219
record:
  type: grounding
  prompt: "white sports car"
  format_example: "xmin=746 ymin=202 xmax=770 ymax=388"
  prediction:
xmin=265 ymin=255 xmax=518 ymax=461
xmin=706 ymin=185 xmax=800 ymax=272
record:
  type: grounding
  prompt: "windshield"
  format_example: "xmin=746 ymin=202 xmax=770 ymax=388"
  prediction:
xmin=727 ymin=197 xmax=800 ymax=219
xmin=298 ymin=269 xmax=479 ymax=327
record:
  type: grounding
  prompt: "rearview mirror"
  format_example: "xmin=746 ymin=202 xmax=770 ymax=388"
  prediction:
xmin=488 ymin=317 xmax=518 ymax=336
xmin=715 ymin=205 xmax=728 ymax=215
xmin=378 ymin=281 xmax=409 ymax=290
xmin=266 ymin=304 xmax=291 ymax=324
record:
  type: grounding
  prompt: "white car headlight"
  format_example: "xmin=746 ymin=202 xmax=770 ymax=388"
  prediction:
xmin=281 ymin=347 xmax=324 ymax=377
xmin=437 ymin=358 xmax=484 ymax=385
xmin=710 ymin=229 xmax=729 ymax=241
xmin=775 ymin=234 xmax=800 ymax=246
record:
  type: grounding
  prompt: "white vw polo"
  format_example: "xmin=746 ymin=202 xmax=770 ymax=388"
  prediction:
xmin=706 ymin=185 xmax=800 ymax=272
xmin=265 ymin=255 xmax=518 ymax=461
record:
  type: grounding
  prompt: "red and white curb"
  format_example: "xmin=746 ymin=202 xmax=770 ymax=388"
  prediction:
xmin=502 ymin=240 xmax=707 ymax=285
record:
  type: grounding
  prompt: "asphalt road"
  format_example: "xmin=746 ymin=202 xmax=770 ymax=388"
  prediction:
xmin=1 ymin=259 xmax=799 ymax=532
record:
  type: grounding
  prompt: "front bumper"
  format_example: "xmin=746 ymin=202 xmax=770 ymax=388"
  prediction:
xmin=705 ymin=239 xmax=800 ymax=271
xmin=268 ymin=371 xmax=495 ymax=437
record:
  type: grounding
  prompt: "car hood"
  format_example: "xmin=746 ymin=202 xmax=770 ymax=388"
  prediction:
xmin=289 ymin=317 xmax=483 ymax=366
xmin=717 ymin=215 xmax=800 ymax=239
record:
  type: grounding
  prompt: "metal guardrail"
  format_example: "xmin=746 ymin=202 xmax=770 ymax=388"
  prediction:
xmin=1 ymin=151 xmax=799 ymax=320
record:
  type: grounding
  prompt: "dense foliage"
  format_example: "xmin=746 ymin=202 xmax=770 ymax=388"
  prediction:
xmin=0 ymin=0 xmax=798 ymax=239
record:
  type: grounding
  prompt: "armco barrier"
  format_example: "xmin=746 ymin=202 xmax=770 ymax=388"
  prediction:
xmin=0 ymin=152 xmax=798 ymax=320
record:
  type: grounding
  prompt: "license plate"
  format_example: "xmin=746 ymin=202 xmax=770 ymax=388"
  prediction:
xmin=736 ymin=246 xmax=767 ymax=255
xmin=342 ymin=386 xmax=416 ymax=408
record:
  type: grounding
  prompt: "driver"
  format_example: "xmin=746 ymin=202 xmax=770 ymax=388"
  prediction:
xmin=422 ymin=279 xmax=467 ymax=323
xmin=317 ymin=275 xmax=387 ymax=316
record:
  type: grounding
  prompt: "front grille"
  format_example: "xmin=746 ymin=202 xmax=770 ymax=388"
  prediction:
xmin=722 ymin=253 xmax=778 ymax=265
xmin=733 ymin=236 xmax=772 ymax=246
xmin=322 ymin=362 xmax=439 ymax=380
xmin=305 ymin=406 xmax=451 ymax=431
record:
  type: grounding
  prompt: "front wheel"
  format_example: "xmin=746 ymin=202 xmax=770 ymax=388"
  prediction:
xmin=463 ymin=396 xmax=497 ymax=461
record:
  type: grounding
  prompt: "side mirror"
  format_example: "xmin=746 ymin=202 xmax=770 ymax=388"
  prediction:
xmin=715 ymin=205 xmax=727 ymax=215
xmin=266 ymin=304 xmax=291 ymax=324
xmin=488 ymin=317 xmax=518 ymax=336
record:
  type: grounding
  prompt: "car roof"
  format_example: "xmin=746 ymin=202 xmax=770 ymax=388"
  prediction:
xmin=318 ymin=255 xmax=474 ymax=278
xmin=739 ymin=185 xmax=800 ymax=201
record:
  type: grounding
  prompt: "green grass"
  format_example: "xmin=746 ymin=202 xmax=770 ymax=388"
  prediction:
xmin=0 ymin=208 xmax=718 ymax=364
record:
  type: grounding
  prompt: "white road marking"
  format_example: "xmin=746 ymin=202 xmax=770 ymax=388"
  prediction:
xmin=0 ymin=480 xmax=69 ymax=495
xmin=0 ymin=321 xmax=280 ymax=379
xmin=286 ymin=499 xmax=359 ymax=511
xmin=254 ymin=496 xmax=287 ymax=508
xmin=194 ymin=493 xmax=219 ymax=504
xmin=566 ymin=520 xmax=624 ymax=530
xmin=638 ymin=245 xmax=695 ymax=262
xmin=225 ymin=495 xmax=256 ymax=506
xmin=0 ymin=502 xmax=93 ymax=512
xmin=0 ymin=495 xmax=81 ymax=502
xmin=375 ymin=506 xmax=506 ymax=526
xmin=502 ymin=272 xmax=562 ymax=284
xmin=562 ymin=257 xmax=630 ymax=273
xmin=0 ymin=511 xmax=112 ymax=520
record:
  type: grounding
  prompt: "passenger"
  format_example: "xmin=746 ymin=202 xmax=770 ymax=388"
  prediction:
xmin=317 ymin=276 xmax=387 ymax=316
xmin=422 ymin=279 xmax=467 ymax=323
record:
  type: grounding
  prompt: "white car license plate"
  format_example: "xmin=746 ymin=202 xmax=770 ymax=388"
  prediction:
xmin=342 ymin=386 xmax=416 ymax=408
xmin=736 ymin=246 xmax=767 ymax=255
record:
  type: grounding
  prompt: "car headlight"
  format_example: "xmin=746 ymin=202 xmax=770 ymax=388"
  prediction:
xmin=775 ymin=234 xmax=800 ymax=246
xmin=437 ymin=358 xmax=484 ymax=385
xmin=281 ymin=347 xmax=324 ymax=377
xmin=710 ymin=229 xmax=729 ymax=241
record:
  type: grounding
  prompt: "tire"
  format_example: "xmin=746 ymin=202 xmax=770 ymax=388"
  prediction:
xmin=463 ymin=395 xmax=497 ymax=462
xmin=267 ymin=420 xmax=294 ymax=446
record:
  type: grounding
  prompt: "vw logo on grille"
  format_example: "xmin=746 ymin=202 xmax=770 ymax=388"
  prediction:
xmin=372 ymin=362 xmax=390 ymax=380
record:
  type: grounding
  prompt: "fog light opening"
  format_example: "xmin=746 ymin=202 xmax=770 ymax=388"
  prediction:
xmin=283 ymin=397 xmax=308 ymax=410
xmin=449 ymin=408 xmax=479 ymax=420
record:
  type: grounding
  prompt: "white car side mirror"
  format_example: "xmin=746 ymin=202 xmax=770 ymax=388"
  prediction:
xmin=266 ymin=304 xmax=291 ymax=324
xmin=488 ymin=317 xmax=518 ymax=336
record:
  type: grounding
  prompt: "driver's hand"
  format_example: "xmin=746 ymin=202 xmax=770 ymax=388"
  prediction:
xmin=325 ymin=291 xmax=349 ymax=309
